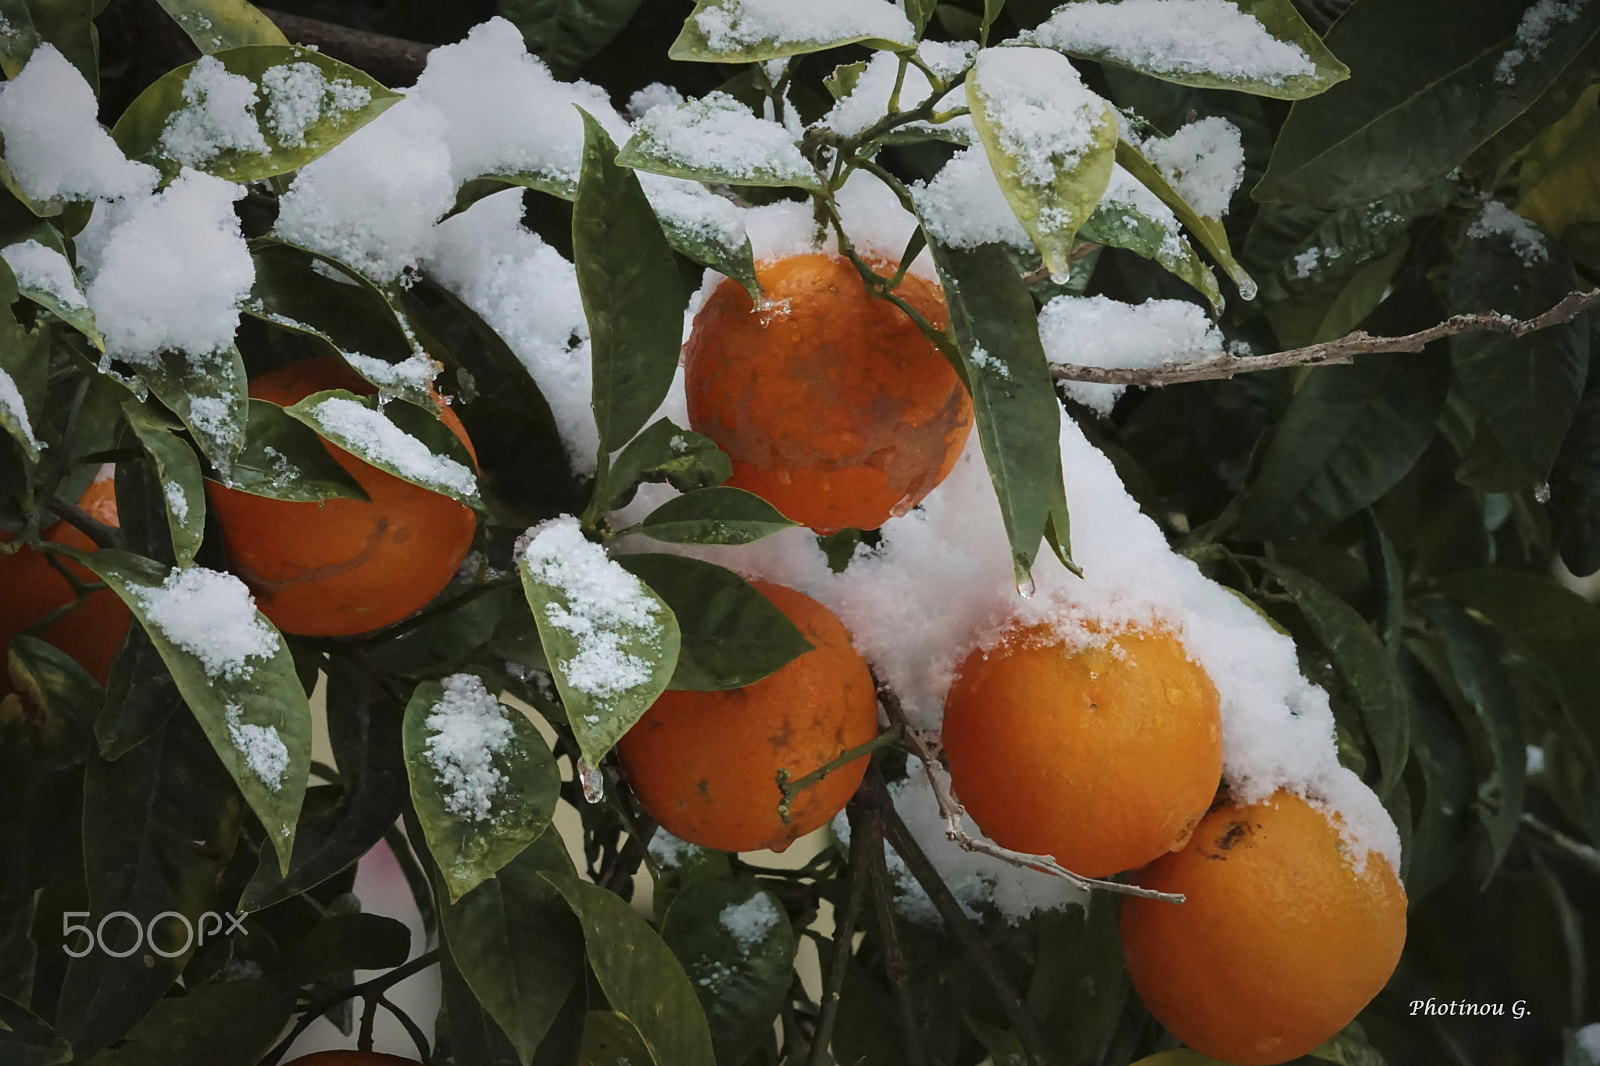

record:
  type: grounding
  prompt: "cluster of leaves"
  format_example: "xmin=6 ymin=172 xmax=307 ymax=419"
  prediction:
xmin=1 ymin=0 xmax=1599 ymax=1065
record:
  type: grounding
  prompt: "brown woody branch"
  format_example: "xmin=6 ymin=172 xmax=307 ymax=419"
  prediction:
xmin=1051 ymin=286 xmax=1600 ymax=388
xmin=259 ymin=8 xmax=432 ymax=85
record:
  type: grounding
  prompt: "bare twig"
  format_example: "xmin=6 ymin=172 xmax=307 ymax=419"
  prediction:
xmin=804 ymin=803 xmax=873 ymax=1066
xmin=859 ymin=805 xmax=928 ymax=1066
xmin=1051 ymin=287 xmax=1600 ymax=387
xmin=259 ymin=950 xmax=441 ymax=1066
xmin=1522 ymin=812 xmax=1600 ymax=881
xmin=875 ymin=678 xmax=1183 ymax=903
xmin=259 ymin=8 xmax=433 ymax=85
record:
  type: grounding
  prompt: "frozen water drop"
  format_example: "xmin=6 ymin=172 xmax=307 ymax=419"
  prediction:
xmin=1534 ymin=482 xmax=1551 ymax=504
xmin=1016 ymin=573 xmax=1037 ymax=599
xmin=578 ymin=760 xmax=604 ymax=804
xmin=1235 ymin=275 xmax=1258 ymax=301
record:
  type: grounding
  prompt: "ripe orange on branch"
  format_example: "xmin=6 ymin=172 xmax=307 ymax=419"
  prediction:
xmin=684 ymin=253 xmax=973 ymax=534
xmin=940 ymin=622 xmax=1222 ymax=879
xmin=207 ymin=355 xmax=477 ymax=637
xmin=1 ymin=473 xmax=129 ymax=695
xmin=1120 ymin=791 xmax=1407 ymax=1065
xmin=618 ymin=581 xmax=877 ymax=853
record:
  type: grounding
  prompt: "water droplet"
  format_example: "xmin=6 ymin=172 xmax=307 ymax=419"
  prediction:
xmin=1166 ymin=685 xmax=1185 ymax=705
xmin=1236 ymin=275 xmax=1259 ymax=302
xmin=1088 ymin=671 xmax=1100 ymax=681
xmin=1534 ymin=482 xmax=1552 ymax=504
xmin=1016 ymin=573 xmax=1037 ymax=599
xmin=578 ymin=760 xmax=604 ymax=803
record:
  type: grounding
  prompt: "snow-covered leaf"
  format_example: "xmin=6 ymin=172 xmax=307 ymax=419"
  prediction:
xmin=281 ymin=388 xmax=482 ymax=507
xmin=121 ymin=401 xmax=207 ymax=568
xmin=966 ymin=47 xmax=1117 ymax=276
xmin=112 ymin=45 xmax=400 ymax=183
xmin=1026 ymin=0 xmax=1347 ymax=100
xmin=619 ymin=93 xmax=822 ymax=191
xmin=599 ymin=418 xmax=731 ymax=513
xmin=629 ymin=486 xmax=797 ymax=545
xmin=221 ymin=397 xmax=369 ymax=502
xmin=1116 ymin=137 xmax=1256 ymax=299
xmin=69 ymin=550 xmax=311 ymax=874
xmin=0 ymin=218 xmax=102 ymax=349
xmin=1080 ymin=169 xmax=1224 ymax=313
xmin=669 ymin=0 xmax=915 ymax=63
xmin=134 ymin=344 xmax=250 ymax=478
xmin=518 ymin=516 xmax=680 ymax=766
xmin=403 ymin=675 xmax=561 ymax=902
xmin=153 ymin=0 xmax=289 ymax=52
xmin=0 ymin=258 xmax=49 ymax=464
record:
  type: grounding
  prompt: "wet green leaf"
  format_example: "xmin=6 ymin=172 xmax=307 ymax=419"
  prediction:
xmin=0 ymin=259 xmax=50 ymax=464
xmin=1116 ymin=138 xmax=1255 ymax=299
xmin=153 ymin=0 xmax=287 ymax=51
xmin=600 ymin=418 xmax=731 ymax=513
xmin=630 ymin=486 xmax=797 ymax=545
xmin=669 ymin=0 xmax=915 ymax=62
xmin=1263 ymin=241 xmax=1407 ymax=349
xmin=121 ymin=402 xmax=206 ymax=568
xmin=1080 ymin=178 xmax=1224 ymax=313
xmin=218 ymin=397 xmax=369 ymax=502
xmin=131 ymin=345 xmax=250 ymax=479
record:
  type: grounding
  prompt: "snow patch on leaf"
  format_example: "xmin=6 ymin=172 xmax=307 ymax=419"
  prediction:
xmin=424 ymin=673 xmax=515 ymax=821
xmin=136 ymin=566 xmax=277 ymax=681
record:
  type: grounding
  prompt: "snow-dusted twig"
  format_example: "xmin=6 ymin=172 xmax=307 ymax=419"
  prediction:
xmin=873 ymin=678 xmax=1185 ymax=904
xmin=1051 ymin=286 xmax=1600 ymax=387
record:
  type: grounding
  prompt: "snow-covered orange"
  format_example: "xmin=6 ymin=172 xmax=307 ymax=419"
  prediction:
xmin=207 ymin=355 xmax=477 ymax=637
xmin=941 ymin=622 xmax=1222 ymax=878
xmin=1121 ymin=791 xmax=1407 ymax=1065
xmin=618 ymin=582 xmax=877 ymax=852
xmin=684 ymin=254 xmax=972 ymax=533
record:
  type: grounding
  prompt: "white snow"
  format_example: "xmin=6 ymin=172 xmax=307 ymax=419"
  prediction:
xmin=0 ymin=366 xmax=43 ymax=453
xmin=80 ymin=170 xmax=254 ymax=364
xmin=342 ymin=350 xmax=440 ymax=395
xmin=1098 ymin=164 xmax=1189 ymax=258
xmin=913 ymin=145 xmax=1030 ymax=250
xmin=136 ymin=566 xmax=277 ymax=680
xmin=519 ymin=516 xmax=668 ymax=702
xmin=627 ymin=82 xmax=685 ymax=121
xmin=1467 ymin=200 xmax=1549 ymax=266
xmin=274 ymin=99 xmax=456 ymax=281
xmin=629 ymin=91 xmax=813 ymax=184
xmin=424 ymin=673 xmax=516 ymax=821
xmin=636 ymin=170 xmax=749 ymax=256
xmin=1026 ymin=0 xmax=1318 ymax=86
xmin=1038 ymin=294 xmax=1221 ymax=415
xmin=225 ymin=703 xmax=289 ymax=791
xmin=159 ymin=55 xmax=270 ymax=166
xmin=260 ymin=62 xmax=372 ymax=147
xmin=719 ymin=893 xmax=782 ymax=948
xmin=1496 ymin=0 xmax=1583 ymax=83
xmin=1576 ymin=1023 xmax=1600 ymax=1063
xmin=0 ymin=44 xmax=158 ymax=203
xmin=1141 ymin=117 xmax=1244 ymax=219
xmin=426 ymin=190 xmax=598 ymax=473
xmin=647 ymin=827 xmax=704 ymax=867
xmin=691 ymin=0 xmax=915 ymax=54
xmin=310 ymin=395 xmax=478 ymax=496
xmin=969 ymin=46 xmax=1112 ymax=192
xmin=164 ymin=481 xmax=190 ymax=522
xmin=2 ymin=240 xmax=88 ymax=310
xmin=822 ymin=42 xmax=974 ymax=139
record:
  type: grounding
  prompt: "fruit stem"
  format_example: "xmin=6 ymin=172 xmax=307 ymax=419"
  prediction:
xmin=775 ymin=725 xmax=905 ymax=823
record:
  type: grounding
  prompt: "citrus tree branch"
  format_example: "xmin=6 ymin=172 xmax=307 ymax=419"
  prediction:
xmin=1051 ymin=286 xmax=1600 ymax=387
xmin=874 ymin=678 xmax=1184 ymax=904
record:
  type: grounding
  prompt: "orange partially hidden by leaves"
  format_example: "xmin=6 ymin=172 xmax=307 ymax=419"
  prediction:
xmin=207 ymin=355 xmax=477 ymax=637
xmin=684 ymin=253 xmax=973 ymax=534
xmin=282 ymin=1054 xmax=419 ymax=1065
xmin=941 ymin=622 xmax=1222 ymax=879
xmin=1 ymin=474 xmax=129 ymax=695
xmin=1121 ymin=791 xmax=1407 ymax=1066
xmin=618 ymin=582 xmax=877 ymax=853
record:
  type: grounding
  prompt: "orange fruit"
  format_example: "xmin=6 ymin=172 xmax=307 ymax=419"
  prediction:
xmin=684 ymin=253 xmax=973 ymax=533
xmin=618 ymin=581 xmax=877 ymax=852
xmin=1120 ymin=791 xmax=1407 ymax=1065
xmin=282 ymin=1054 xmax=419 ymax=1065
xmin=940 ymin=622 xmax=1222 ymax=879
xmin=1 ymin=473 xmax=129 ymax=694
xmin=207 ymin=355 xmax=477 ymax=637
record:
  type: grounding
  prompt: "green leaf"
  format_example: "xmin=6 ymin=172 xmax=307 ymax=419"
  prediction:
xmin=574 ymin=112 xmax=687 ymax=455
xmin=1517 ymin=85 xmax=1600 ymax=240
xmin=544 ymin=870 xmax=717 ymax=1066
xmin=245 ymin=239 xmax=438 ymax=412
xmin=497 ymin=0 xmax=643 ymax=78
xmin=0 ymin=262 xmax=49 ymax=465
xmin=921 ymin=235 xmax=1072 ymax=586
xmin=131 ymin=344 xmax=250 ymax=478
xmin=0 ymin=210 xmax=103 ymax=349
xmin=1263 ymin=241 xmax=1408 ymax=349
xmin=1397 ymin=646 xmax=1476 ymax=899
xmin=1116 ymin=137 xmax=1256 ymax=299
xmin=403 ymin=677 xmax=561 ymax=902
xmin=581 ymin=1011 xmax=654 ymax=1066
xmin=281 ymin=388 xmax=482 ymax=507
xmin=1235 ymin=351 xmax=1450 ymax=539
xmin=95 ymin=625 xmax=180 ymax=759
xmin=1256 ymin=0 xmax=1600 ymax=206
xmin=440 ymin=831 xmax=586 ymax=1066
xmin=5 ymin=635 xmax=97 ymax=760
xmin=660 ymin=879 xmax=796 ymax=1065
xmin=825 ymin=60 xmax=869 ymax=100
xmin=966 ymin=47 xmax=1117 ymax=275
xmin=1449 ymin=207 xmax=1588 ymax=483
xmin=630 ymin=486 xmax=797 ymax=545
xmin=78 ymin=978 xmax=295 ymax=1066
xmin=70 ymin=549 xmax=311 ymax=872
xmin=1551 ymin=376 xmax=1600 ymax=576
xmin=111 ymin=45 xmax=401 ymax=183
xmin=55 ymin=713 xmax=242 ymax=1058
xmin=366 ymin=585 xmax=518 ymax=679
xmin=669 ymin=0 xmax=915 ymax=62
xmin=0 ymin=996 xmax=71 ymax=1066
xmin=1418 ymin=598 xmax=1527 ymax=882
xmin=1080 ymin=179 xmax=1224 ymax=314
xmin=1027 ymin=0 xmax=1347 ymax=99
xmin=615 ymin=554 xmax=812 ymax=692
xmin=121 ymin=402 xmax=206 ymax=568
xmin=1309 ymin=1022 xmax=1388 ymax=1066
xmin=153 ymin=0 xmax=288 ymax=51
xmin=618 ymin=95 xmax=823 ymax=192
xmin=0 ymin=1 xmax=42 ymax=82
xmin=10 ymin=0 xmax=96 ymax=92
xmin=518 ymin=526 xmax=680 ymax=765
xmin=599 ymin=418 xmax=731 ymax=513
xmin=1260 ymin=562 xmax=1409 ymax=799
xmin=284 ymin=912 xmax=410 ymax=984
xmin=218 ymin=397 xmax=370 ymax=502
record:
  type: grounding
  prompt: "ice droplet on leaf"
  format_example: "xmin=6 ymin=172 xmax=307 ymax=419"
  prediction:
xmin=578 ymin=759 xmax=604 ymax=803
xmin=1534 ymin=482 xmax=1552 ymax=504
